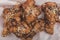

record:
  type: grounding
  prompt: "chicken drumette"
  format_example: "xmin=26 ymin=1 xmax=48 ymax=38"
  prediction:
xmin=41 ymin=2 xmax=60 ymax=34
xmin=22 ymin=0 xmax=41 ymax=24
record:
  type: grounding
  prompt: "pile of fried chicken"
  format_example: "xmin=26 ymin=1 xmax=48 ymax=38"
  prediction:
xmin=2 ymin=0 xmax=60 ymax=40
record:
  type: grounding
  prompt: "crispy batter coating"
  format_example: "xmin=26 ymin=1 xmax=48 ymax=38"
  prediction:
xmin=41 ymin=2 xmax=60 ymax=34
xmin=2 ymin=8 xmax=44 ymax=39
xmin=12 ymin=18 xmax=45 ymax=40
xmin=2 ymin=5 xmax=22 ymax=36
xmin=31 ymin=18 xmax=45 ymax=32
xmin=22 ymin=0 xmax=41 ymax=24
xmin=2 ymin=0 xmax=42 ymax=40
xmin=3 ymin=0 xmax=60 ymax=40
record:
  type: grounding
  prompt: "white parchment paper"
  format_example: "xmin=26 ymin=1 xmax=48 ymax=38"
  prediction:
xmin=0 ymin=0 xmax=60 ymax=40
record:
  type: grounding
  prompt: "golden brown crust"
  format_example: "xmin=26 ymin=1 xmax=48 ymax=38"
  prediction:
xmin=41 ymin=2 xmax=59 ymax=34
xmin=32 ymin=19 xmax=45 ymax=32
xmin=2 ymin=5 xmax=21 ymax=36
xmin=22 ymin=0 xmax=41 ymax=24
xmin=2 ymin=0 xmax=41 ymax=40
xmin=3 ymin=0 xmax=60 ymax=40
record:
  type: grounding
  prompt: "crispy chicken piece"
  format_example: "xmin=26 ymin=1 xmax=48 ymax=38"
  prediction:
xmin=2 ymin=0 xmax=42 ymax=40
xmin=2 ymin=5 xmax=22 ymax=36
xmin=22 ymin=0 xmax=41 ymax=24
xmin=13 ymin=21 xmax=31 ymax=37
xmin=41 ymin=2 xmax=60 ymax=34
xmin=12 ymin=19 xmax=45 ymax=40
xmin=3 ymin=9 xmax=44 ymax=39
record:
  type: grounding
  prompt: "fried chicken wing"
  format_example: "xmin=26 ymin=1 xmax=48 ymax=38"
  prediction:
xmin=2 ymin=5 xmax=22 ymax=36
xmin=22 ymin=0 xmax=41 ymax=24
xmin=41 ymin=2 xmax=60 ymax=34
